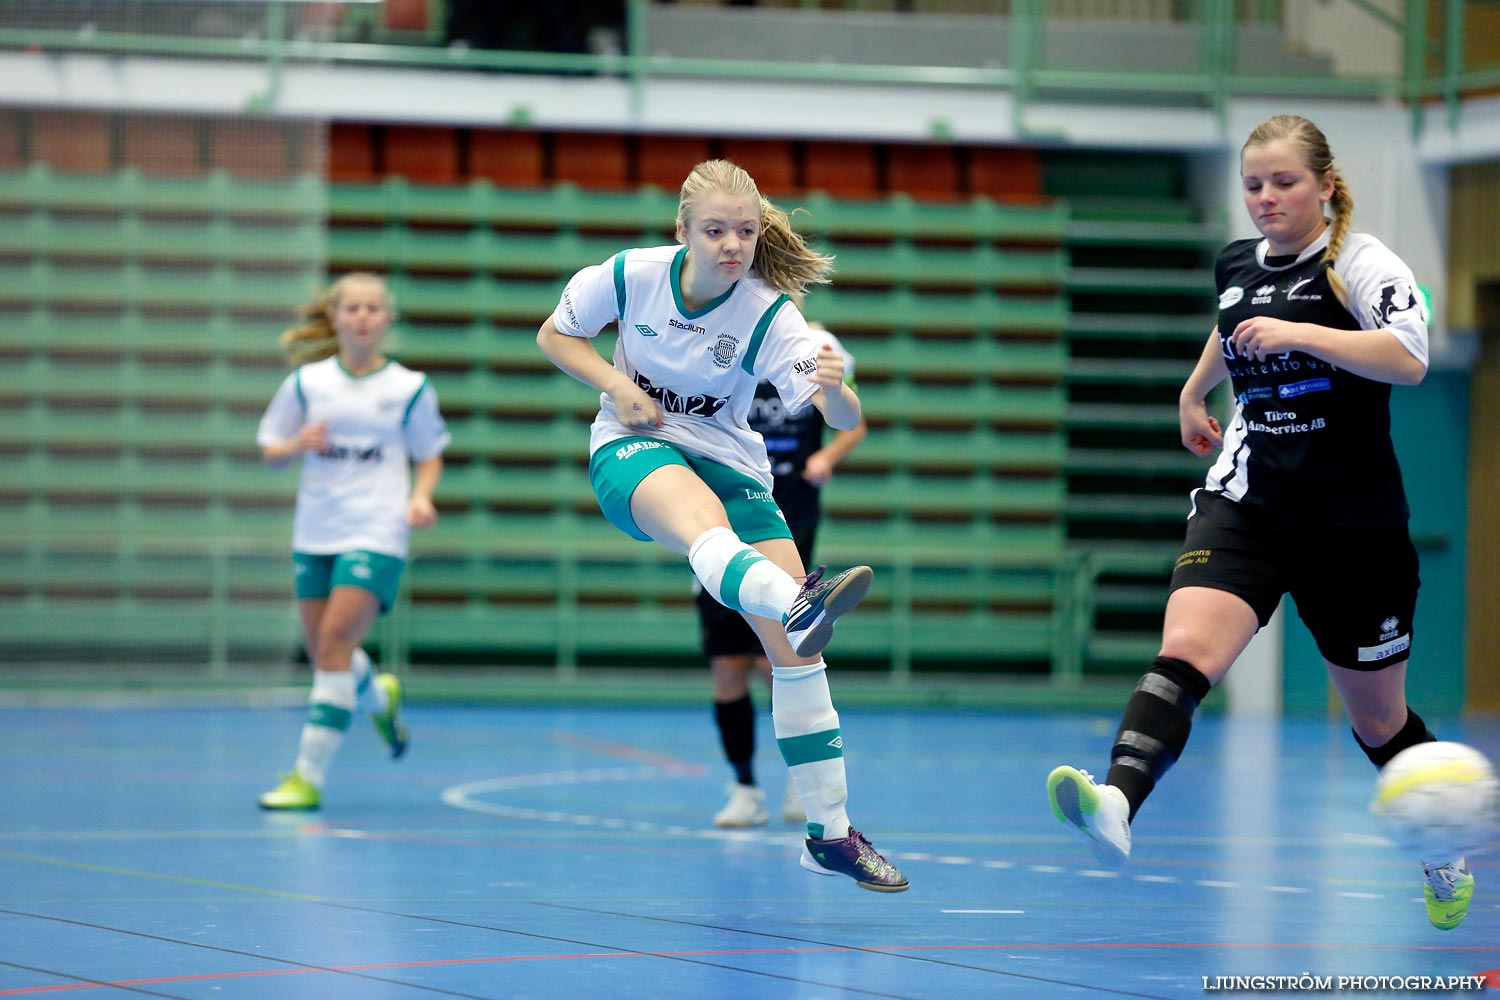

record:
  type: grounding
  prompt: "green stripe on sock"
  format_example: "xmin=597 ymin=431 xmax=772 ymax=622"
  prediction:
xmin=777 ymin=728 xmax=843 ymax=766
xmin=718 ymin=549 xmax=766 ymax=613
xmin=307 ymin=703 xmax=353 ymax=731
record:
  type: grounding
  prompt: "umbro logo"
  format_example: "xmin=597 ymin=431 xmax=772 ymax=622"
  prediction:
xmin=636 ymin=324 xmax=658 ymax=337
xmin=827 ymin=736 xmax=843 ymax=749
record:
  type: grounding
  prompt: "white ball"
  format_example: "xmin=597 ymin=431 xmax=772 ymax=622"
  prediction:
xmin=1370 ymin=741 xmax=1500 ymax=861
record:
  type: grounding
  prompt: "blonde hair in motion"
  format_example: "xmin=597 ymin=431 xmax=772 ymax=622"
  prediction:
xmin=677 ymin=159 xmax=835 ymax=298
xmin=279 ymin=272 xmax=394 ymax=366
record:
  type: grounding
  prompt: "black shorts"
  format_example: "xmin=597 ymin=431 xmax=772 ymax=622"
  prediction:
xmin=1168 ymin=490 xmax=1419 ymax=671
xmin=697 ymin=520 xmax=818 ymax=658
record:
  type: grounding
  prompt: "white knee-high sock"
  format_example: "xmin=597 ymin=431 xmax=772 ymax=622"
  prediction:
xmin=772 ymin=659 xmax=850 ymax=841
xmin=689 ymin=526 xmax=801 ymax=619
xmin=294 ymin=669 xmax=355 ymax=788
xmin=350 ymin=648 xmax=388 ymax=714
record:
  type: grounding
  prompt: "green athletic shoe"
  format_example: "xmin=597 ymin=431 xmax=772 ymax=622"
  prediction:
xmin=372 ymin=673 xmax=408 ymax=759
xmin=1422 ymin=859 xmax=1473 ymax=930
xmin=258 ymin=771 xmax=320 ymax=811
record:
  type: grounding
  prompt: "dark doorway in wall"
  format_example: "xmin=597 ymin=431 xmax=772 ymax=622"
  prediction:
xmin=1468 ymin=280 xmax=1500 ymax=709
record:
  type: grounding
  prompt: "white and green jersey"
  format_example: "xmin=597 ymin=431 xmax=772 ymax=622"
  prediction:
xmin=257 ymin=356 xmax=450 ymax=558
xmin=552 ymin=245 xmax=828 ymax=488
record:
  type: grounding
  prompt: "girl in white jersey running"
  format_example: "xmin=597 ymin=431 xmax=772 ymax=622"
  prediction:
xmin=1045 ymin=115 xmax=1471 ymax=931
xmin=256 ymin=273 xmax=450 ymax=811
xmin=537 ymin=159 xmax=907 ymax=892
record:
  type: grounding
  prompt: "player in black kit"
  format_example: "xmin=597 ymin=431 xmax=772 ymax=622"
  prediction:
xmin=700 ymin=322 xmax=866 ymax=828
xmin=1045 ymin=114 xmax=1469 ymax=930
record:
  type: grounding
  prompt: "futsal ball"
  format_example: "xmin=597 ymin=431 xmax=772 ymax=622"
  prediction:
xmin=1369 ymin=741 xmax=1500 ymax=861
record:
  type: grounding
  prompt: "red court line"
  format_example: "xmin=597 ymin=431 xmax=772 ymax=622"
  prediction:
xmin=548 ymin=730 xmax=704 ymax=772
xmin=4 ymin=942 xmax=1497 ymax=995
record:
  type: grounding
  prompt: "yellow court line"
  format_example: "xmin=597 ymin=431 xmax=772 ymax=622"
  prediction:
xmin=0 ymin=848 xmax=326 ymax=902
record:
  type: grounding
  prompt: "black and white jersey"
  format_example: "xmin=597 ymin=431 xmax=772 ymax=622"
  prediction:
xmin=1205 ymin=227 xmax=1427 ymax=529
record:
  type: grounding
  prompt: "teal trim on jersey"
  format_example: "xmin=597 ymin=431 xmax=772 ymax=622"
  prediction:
xmin=307 ymin=703 xmax=353 ymax=731
xmin=336 ymin=358 xmax=392 ymax=379
xmin=777 ymin=728 xmax=844 ymax=766
xmin=669 ymin=246 xmax=736 ymax=319
xmin=717 ymin=548 xmax=768 ymax=613
xmin=740 ymin=294 xmax=790 ymax=374
xmin=401 ymin=377 xmax=428 ymax=426
xmin=293 ymin=369 xmax=306 ymax=411
xmin=612 ymin=252 xmax=627 ymax=317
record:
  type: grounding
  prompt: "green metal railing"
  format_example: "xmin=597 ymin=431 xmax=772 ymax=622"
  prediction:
xmin=0 ymin=1 xmax=1492 ymax=134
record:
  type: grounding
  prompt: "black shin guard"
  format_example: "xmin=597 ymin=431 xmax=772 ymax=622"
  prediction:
xmin=1353 ymin=708 xmax=1435 ymax=770
xmin=1106 ymin=656 xmax=1213 ymax=820
xmin=714 ymin=694 xmax=756 ymax=786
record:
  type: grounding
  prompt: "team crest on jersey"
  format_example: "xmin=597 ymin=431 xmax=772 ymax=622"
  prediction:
xmin=711 ymin=334 xmax=739 ymax=369
xmin=1219 ymin=286 xmax=1244 ymax=309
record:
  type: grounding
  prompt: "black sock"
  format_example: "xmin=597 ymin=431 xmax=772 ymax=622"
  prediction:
xmin=1353 ymin=707 xmax=1435 ymax=769
xmin=1106 ymin=656 xmax=1213 ymax=821
xmin=715 ymin=694 xmax=755 ymax=786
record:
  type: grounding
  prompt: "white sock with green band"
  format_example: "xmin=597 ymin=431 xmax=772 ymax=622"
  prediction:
xmin=294 ymin=669 xmax=355 ymax=788
xmin=350 ymin=648 xmax=388 ymax=715
xmin=772 ymin=660 xmax=850 ymax=841
xmin=688 ymin=526 xmax=801 ymax=618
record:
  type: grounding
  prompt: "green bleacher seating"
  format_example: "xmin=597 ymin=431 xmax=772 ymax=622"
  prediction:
xmin=0 ymin=164 xmax=325 ymax=217
xmin=0 ymin=214 xmax=325 ymax=265
xmin=5 ymin=164 xmax=1109 ymax=679
xmin=0 ymin=261 xmax=321 ymax=311
xmin=1048 ymin=152 xmax=1222 ymax=671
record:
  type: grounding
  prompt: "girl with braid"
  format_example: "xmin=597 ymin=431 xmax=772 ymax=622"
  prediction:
xmin=538 ymin=159 xmax=907 ymax=892
xmin=1046 ymin=115 xmax=1464 ymax=929
xmin=256 ymin=273 xmax=449 ymax=810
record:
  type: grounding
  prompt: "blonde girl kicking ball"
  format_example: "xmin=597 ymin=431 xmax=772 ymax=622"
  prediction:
xmin=536 ymin=160 xmax=907 ymax=892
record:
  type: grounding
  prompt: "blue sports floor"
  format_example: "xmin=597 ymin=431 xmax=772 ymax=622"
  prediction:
xmin=1 ymin=696 xmax=1497 ymax=999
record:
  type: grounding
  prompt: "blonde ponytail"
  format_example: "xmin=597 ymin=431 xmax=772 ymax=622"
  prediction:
xmin=1322 ymin=172 xmax=1354 ymax=308
xmin=279 ymin=272 xmax=393 ymax=366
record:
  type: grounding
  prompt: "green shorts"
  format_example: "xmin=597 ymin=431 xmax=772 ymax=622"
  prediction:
xmin=589 ymin=436 xmax=793 ymax=544
xmin=293 ymin=550 xmax=406 ymax=612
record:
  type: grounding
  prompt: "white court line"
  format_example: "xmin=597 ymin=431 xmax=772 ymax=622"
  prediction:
xmin=941 ymin=909 xmax=1025 ymax=914
xmin=439 ymin=768 xmax=1406 ymax=904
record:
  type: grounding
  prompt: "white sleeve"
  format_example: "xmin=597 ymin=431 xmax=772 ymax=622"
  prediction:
xmin=1336 ymin=235 xmax=1429 ymax=369
xmin=256 ymin=371 xmax=304 ymax=447
xmin=807 ymin=322 xmax=856 ymax=385
xmin=551 ymin=253 xmax=623 ymax=339
xmin=402 ymin=380 xmax=451 ymax=461
xmin=757 ymin=303 xmax=825 ymax=415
